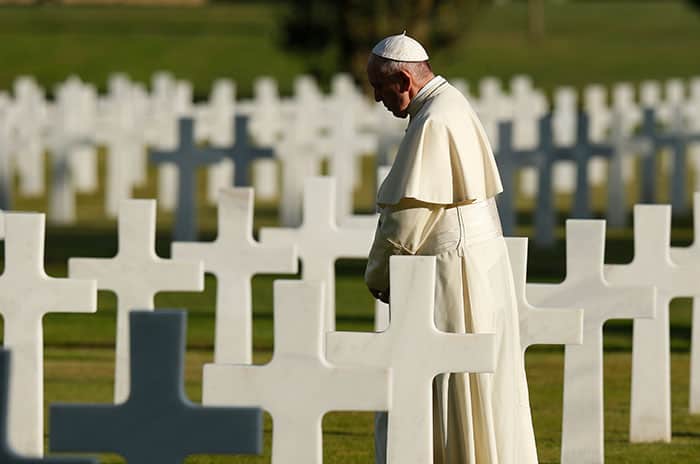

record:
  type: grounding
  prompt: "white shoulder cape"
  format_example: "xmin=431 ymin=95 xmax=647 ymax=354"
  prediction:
xmin=377 ymin=81 xmax=503 ymax=206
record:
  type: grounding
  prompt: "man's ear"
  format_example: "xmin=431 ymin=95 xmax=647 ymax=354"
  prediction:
xmin=396 ymin=70 xmax=411 ymax=93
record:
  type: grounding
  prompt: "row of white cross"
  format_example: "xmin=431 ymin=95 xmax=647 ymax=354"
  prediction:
xmin=1 ymin=176 xmax=699 ymax=463
xmin=2 ymin=73 xmax=700 ymax=228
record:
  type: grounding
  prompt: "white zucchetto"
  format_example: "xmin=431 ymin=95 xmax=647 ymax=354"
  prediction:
xmin=371 ymin=32 xmax=429 ymax=62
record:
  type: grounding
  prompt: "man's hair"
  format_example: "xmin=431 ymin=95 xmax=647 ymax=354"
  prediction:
xmin=370 ymin=55 xmax=434 ymax=84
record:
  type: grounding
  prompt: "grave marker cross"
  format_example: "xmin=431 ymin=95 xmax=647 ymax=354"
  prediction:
xmin=326 ymin=256 xmax=497 ymax=464
xmin=496 ymin=120 xmax=541 ymax=236
xmin=69 ymin=200 xmax=203 ymax=404
xmin=227 ymin=115 xmax=275 ymax=187
xmin=150 ymin=118 xmax=227 ymax=241
xmin=45 ymin=132 xmax=91 ymax=225
xmin=605 ymin=116 xmax=651 ymax=228
xmin=527 ymin=220 xmax=656 ymax=464
xmin=172 ymin=188 xmax=297 ymax=364
xmin=639 ymin=108 xmax=696 ymax=215
xmin=203 ymin=281 xmax=389 ymax=464
xmin=320 ymin=111 xmax=377 ymax=220
xmin=51 ymin=311 xmax=262 ymax=464
xmin=0 ymin=350 xmax=97 ymax=464
xmin=496 ymin=115 xmax=556 ymax=246
xmin=670 ymin=193 xmax=700 ymax=414
xmin=552 ymin=112 xmax=614 ymax=219
xmin=0 ymin=213 xmax=96 ymax=457
xmin=505 ymin=237 xmax=583 ymax=352
xmin=605 ymin=205 xmax=700 ymax=442
xmin=260 ymin=177 xmax=373 ymax=332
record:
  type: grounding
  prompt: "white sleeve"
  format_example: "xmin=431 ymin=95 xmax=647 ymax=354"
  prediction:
xmin=364 ymin=199 xmax=445 ymax=293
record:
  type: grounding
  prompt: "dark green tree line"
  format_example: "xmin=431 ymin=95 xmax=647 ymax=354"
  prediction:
xmin=283 ymin=0 xmax=482 ymax=85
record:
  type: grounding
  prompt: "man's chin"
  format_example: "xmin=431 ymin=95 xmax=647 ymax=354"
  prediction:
xmin=391 ymin=109 xmax=408 ymax=119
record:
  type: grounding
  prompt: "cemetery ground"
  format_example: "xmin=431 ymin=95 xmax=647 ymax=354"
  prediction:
xmin=1 ymin=152 xmax=699 ymax=463
xmin=0 ymin=1 xmax=699 ymax=98
xmin=1 ymin=2 xmax=700 ymax=461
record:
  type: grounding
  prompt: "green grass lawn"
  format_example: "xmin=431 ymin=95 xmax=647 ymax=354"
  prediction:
xmin=0 ymin=1 xmax=698 ymax=98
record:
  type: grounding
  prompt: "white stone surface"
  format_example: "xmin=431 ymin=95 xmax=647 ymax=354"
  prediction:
xmin=327 ymin=256 xmax=497 ymax=464
xmin=260 ymin=177 xmax=372 ymax=332
xmin=606 ymin=205 xmax=700 ymax=442
xmin=527 ymin=220 xmax=656 ymax=464
xmin=275 ymin=113 xmax=324 ymax=227
xmin=97 ymin=94 xmax=144 ymax=218
xmin=662 ymin=78 xmax=686 ymax=127
xmin=640 ymin=80 xmax=662 ymax=109
xmin=552 ymin=86 xmax=578 ymax=194
xmin=203 ymin=81 xmax=236 ymax=205
xmin=510 ymin=76 xmax=548 ymax=197
xmin=612 ymin=83 xmax=642 ymax=183
xmin=68 ymin=199 xmax=204 ymax=403
xmin=45 ymin=130 xmax=83 ymax=225
xmin=70 ymin=145 xmax=98 ymax=193
xmin=670 ymin=192 xmax=700 ymax=414
xmin=12 ymin=82 xmax=47 ymax=197
xmin=149 ymin=75 xmax=180 ymax=212
xmin=584 ymin=85 xmax=612 ymax=187
xmin=207 ymin=159 xmax=234 ymax=205
xmin=321 ymin=110 xmax=377 ymax=220
xmin=172 ymin=188 xmax=297 ymax=364
xmin=475 ymin=76 xmax=507 ymax=149
xmin=14 ymin=136 xmax=44 ymax=197
xmin=252 ymin=158 xmax=278 ymax=200
xmin=0 ymin=213 xmax=96 ymax=456
xmin=203 ymin=280 xmax=389 ymax=464
xmin=56 ymin=78 xmax=98 ymax=194
xmin=505 ymin=237 xmax=583 ymax=351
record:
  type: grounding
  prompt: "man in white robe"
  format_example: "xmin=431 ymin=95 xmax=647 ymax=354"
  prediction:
xmin=365 ymin=33 xmax=538 ymax=464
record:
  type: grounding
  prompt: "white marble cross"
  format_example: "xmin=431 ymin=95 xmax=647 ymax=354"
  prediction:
xmin=56 ymin=78 xmax=98 ymax=194
xmin=44 ymin=109 xmax=93 ymax=225
xmin=68 ymin=199 xmax=204 ymax=403
xmin=669 ymin=192 xmax=700 ymax=415
xmin=47 ymin=140 xmax=76 ymax=225
xmin=260 ymin=177 xmax=373 ymax=332
xmin=203 ymin=280 xmax=389 ymax=464
xmin=505 ymin=237 xmax=583 ymax=352
xmin=475 ymin=76 xmax=506 ymax=148
xmin=584 ymin=84 xmax=611 ymax=187
xmin=511 ymin=78 xmax=549 ymax=198
xmin=12 ymin=89 xmax=46 ymax=197
xmin=275 ymin=122 xmax=324 ymax=227
xmin=96 ymin=96 xmax=144 ymax=218
xmin=526 ymin=220 xmax=656 ymax=464
xmin=172 ymin=188 xmax=297 ymax=364
xmin=0 ymin=213 xmax=96 ymax=456
xmin=605 ymin=204 xmax=700 ymax=442
xmin=640 ymin=80 xmax=662 ymax=109
xmin=552 ymin=86 xmax=578 ymax=194
xmin=611 ymin=83 xmax=642 ymax=183
xmin=327 ymin=256 xmax=497 ymax=463
xmin=321 ymin=111 xmax=377 ymax=220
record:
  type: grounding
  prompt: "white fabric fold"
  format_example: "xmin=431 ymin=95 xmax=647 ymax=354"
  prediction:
xmin=377 ymin=80 xmax=503 ymax=206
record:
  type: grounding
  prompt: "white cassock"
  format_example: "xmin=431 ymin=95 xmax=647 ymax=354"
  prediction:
xmin=366 ymin=76 xmax=538 ymax=464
